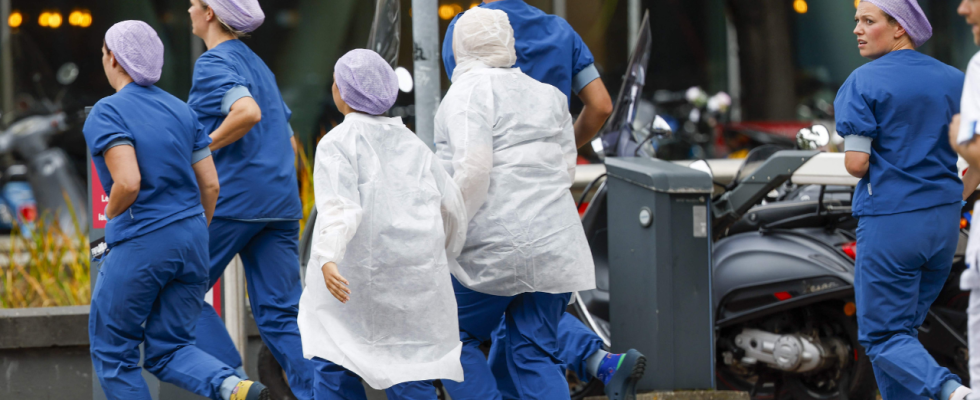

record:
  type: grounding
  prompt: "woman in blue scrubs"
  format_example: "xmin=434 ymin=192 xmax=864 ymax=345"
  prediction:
xmin=838 ymin=2 xmax=968 ymax=400
xmin=184 ymin=0 xmax=312 ymax=398
xmin=86 ymin=21 xmax=267 ymax=400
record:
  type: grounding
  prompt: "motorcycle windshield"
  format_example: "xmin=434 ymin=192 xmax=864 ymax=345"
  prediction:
xmin=600 ymin=11 xmax=652 ymax=157
xmin=367 ymin=0 xmax=401 ymax=68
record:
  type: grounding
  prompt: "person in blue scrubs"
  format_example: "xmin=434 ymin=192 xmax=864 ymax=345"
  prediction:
xmin=185 ymin=1 xmax=312 ymax=398
xmin=443 ymin=2 xmax=643 ymax=399
xmin=839 ymin=2 xmax=969 ymax=400
xmin=86 ymin=21 xmax=267 ymax=400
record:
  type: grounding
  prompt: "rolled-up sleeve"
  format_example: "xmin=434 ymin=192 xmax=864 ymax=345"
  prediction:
xmin=191 ymin=147 xmax=212 ymax=164
xmin=844 ymin=135 xmax=872 ymax=154
xmin=572 ymin=64 xmax=600 ymax=95
xmin=221 ymin=85 xmax=253 ymax=116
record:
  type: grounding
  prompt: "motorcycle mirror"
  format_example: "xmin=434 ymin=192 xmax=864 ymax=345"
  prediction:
xmin=57 ymin=63 xmax=79 ymax=86
xmin=796 ymin=124 xmax=829 ymax=150
xmin=651 ymin=115 xmax=672 ymax=138
xmin=688 ymin=159 xmax=712 ymax=178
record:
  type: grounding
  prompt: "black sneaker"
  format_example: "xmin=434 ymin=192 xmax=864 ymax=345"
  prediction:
xmin=604 ymin=349 xmax=646 ymax=400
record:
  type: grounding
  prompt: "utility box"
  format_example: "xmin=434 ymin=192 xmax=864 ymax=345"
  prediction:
xmin=605 ymin=157 xmax=715 ymax=391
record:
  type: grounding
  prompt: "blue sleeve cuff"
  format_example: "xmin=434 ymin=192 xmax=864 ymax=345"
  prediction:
xmin=288 ymin=124 xmax=294 ymax=137
xmin=105 ymin=138 xmax=134 ymax=153
xmin=844 ymin=135 xmax=872 ymax=154
xmin=572 ymin=64 xmax=601 ymax=94
xmin=221 ymin=85 xmax=252 ymax=116
xmin=191 ymin=147 xmax=212 ymax=164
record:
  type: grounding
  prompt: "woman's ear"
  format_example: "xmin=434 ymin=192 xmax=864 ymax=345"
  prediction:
xmin=205 ymin=6 xmax=215 ymax=22
xmin=894 ymin=24 xmax=908 ymax=40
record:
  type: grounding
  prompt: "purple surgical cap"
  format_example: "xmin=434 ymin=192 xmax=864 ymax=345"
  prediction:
xmin=334 ymin=49 xmax=398 ymax=116
xmin=206 ymin=0 xmax=265 ymax=33
xmin=864 ymin=0 xmax=932 ymax=47
xmin=105 ymin=21 xmax=164 ymax=87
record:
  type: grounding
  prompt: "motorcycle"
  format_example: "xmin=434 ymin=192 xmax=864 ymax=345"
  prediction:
xmin=0 ymin=62 xmax=89 ymax=235
xmin=570 ymin=13 xmax=968 ymax=400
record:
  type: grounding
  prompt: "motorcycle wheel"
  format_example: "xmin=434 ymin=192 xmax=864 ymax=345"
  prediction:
xmin=715 ymin=303 xmax=875 ymax=400
xmin=258 ymin=343 xmax=298 ymax=400
xmin=568 ymin=374 xmax=605 ymax=400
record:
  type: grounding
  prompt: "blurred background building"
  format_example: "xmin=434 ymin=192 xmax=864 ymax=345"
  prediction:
xmin=0 ymin=0 xmax=975 ymax=182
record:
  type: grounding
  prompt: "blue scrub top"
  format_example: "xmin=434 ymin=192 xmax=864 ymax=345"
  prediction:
xmin=188 ymin=39 xmax=302 ymax=220
xmin=83 ymin=83 xmax=211 ymax=246
xmin=442 ymin=0 xmax=599 ymax=101
xmin=835 ymin=50 xmax=964 ymax=217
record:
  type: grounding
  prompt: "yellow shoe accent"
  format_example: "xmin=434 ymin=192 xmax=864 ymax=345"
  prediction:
xmin=228 ymin=380 xmax=253 ymax=400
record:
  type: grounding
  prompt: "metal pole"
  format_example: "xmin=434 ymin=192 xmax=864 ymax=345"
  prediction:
xmin=411 ymin=0 xmax=440 ymax=151
xmin=1 ymin=0 xmax=13 ymax=126
xmin=553 ymin=0 xmax=567 ymax=19
xmin=224 ymin=256 xmax=248 ymax=362
xmin=628 ymin=0 xmax=640 ymax=51
xmin=725 ymin=15 xmax=742 ymax=122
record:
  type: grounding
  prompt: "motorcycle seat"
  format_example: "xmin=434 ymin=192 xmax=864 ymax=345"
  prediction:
xmin=728 ymin=199 xmax=843 ymax=235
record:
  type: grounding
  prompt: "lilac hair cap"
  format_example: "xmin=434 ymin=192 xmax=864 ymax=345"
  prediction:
xmin=207 ymin=0 xmax=265 ymax=33
xmin=334 ymin=49 xmax=399 ymax=116
xmin=865 ymin=0 xmax=932 ymax=47
xmin=105 ymin=21 xmax=164 ymax=87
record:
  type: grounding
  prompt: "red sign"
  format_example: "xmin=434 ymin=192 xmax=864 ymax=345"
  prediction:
xmin=91 ymin=160 xmax=108 ymax=229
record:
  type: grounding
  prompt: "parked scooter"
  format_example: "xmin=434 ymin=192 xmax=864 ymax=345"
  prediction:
xmin=572 ymin=13 xmax=968 ymax=398
xmin=0 ymin=62 xmax=88 ymax=235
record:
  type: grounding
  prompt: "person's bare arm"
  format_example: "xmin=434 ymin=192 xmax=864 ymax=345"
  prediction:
xmin=844 ymin=152 xmax=870 ymax=179
xmin=964 ymin=168 xmax=980 ymax=201
xmin=209 ymin=97 xmax=261 ymax=151
xmin=192 ymin=156 xmax=220 ymax=225
xmin=574 ymin=79 xmax=613 ymax=149
xmin=104 ymin=146 xmax=141 ymax=220
xmin=950 ymin=114 xmax=980 ymax=199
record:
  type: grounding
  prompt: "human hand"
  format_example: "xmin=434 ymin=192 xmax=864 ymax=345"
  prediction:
xmin=321 ymin=262 xmax=350 ymax=303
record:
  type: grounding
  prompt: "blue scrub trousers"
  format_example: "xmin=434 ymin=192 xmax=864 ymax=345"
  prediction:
xmin=311 ymin=357 xmax=436 ymax=400
xmin=194 ymin=219 xmax=313 ymax=399
xmin=488 ymin=311 xmax=603 ymax=387
xmin=89 ymin=215 xmax=237 ymax=400
xmin=442 ymin=276 xmax=572 ymax=400
xmin=855 ymin=203 xmax=962 ymax=400
xmin=555 ymin=312 xmax=604 ymax=380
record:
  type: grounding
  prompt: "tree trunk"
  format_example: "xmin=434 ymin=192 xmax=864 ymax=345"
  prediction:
xmin=727 ymin=0 xmax=797 ymax=120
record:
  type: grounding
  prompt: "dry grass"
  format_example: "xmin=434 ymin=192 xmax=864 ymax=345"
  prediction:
xmin=0 ymin=203 xmax=90 ymax=308
xmin=297 ymin=141 xmax=316 ymax=234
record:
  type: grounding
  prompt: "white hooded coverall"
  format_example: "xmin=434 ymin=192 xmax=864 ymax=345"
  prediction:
xmin=298 ymin=113 xmax=467 ymax=390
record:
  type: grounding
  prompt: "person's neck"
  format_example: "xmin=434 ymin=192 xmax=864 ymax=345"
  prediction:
xmin=111 ymin=75 xmax=135 ymax=92
xmin=888 ymin=38 xmax=915 ymax=53
xmin=204 ymin=26 xmax=237 ymax=50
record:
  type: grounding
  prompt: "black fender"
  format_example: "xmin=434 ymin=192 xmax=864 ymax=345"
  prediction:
xmin=713 ymin=228 xmax=855 ymax=327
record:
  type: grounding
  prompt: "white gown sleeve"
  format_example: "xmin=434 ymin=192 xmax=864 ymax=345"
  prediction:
xmin=430 ymin=158 xmax=467 ymax=258
xmin=309 ymin=139 xmax=363 ymax=271
xmin=959 ymin=53 xmax=980 ymax=145
xmin=444 ymin=81 xmax=495 ymax=221
xmin=557 ymin=92 xmax=577 ymax=184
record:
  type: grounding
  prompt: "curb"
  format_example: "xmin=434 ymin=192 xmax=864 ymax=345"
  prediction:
xmin=586 ymin=391 xmax=750 ymax=400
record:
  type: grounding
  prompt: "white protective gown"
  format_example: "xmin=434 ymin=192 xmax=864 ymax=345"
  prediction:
xmin=960 ymin=51 xmax=980 ymax=398
xmin=298 ymin=113 xmax=467 ymax=389
xmin=434 ymin=63 xmax=596 ymax=297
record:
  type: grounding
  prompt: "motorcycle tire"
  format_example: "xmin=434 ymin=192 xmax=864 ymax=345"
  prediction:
xmin=715 ymin=302 xmax=875 ymax=400
xmin=569 ymin=376 xmax=606 ymax=400
xmin=258 ymin=343 xmax=298 ymax=400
